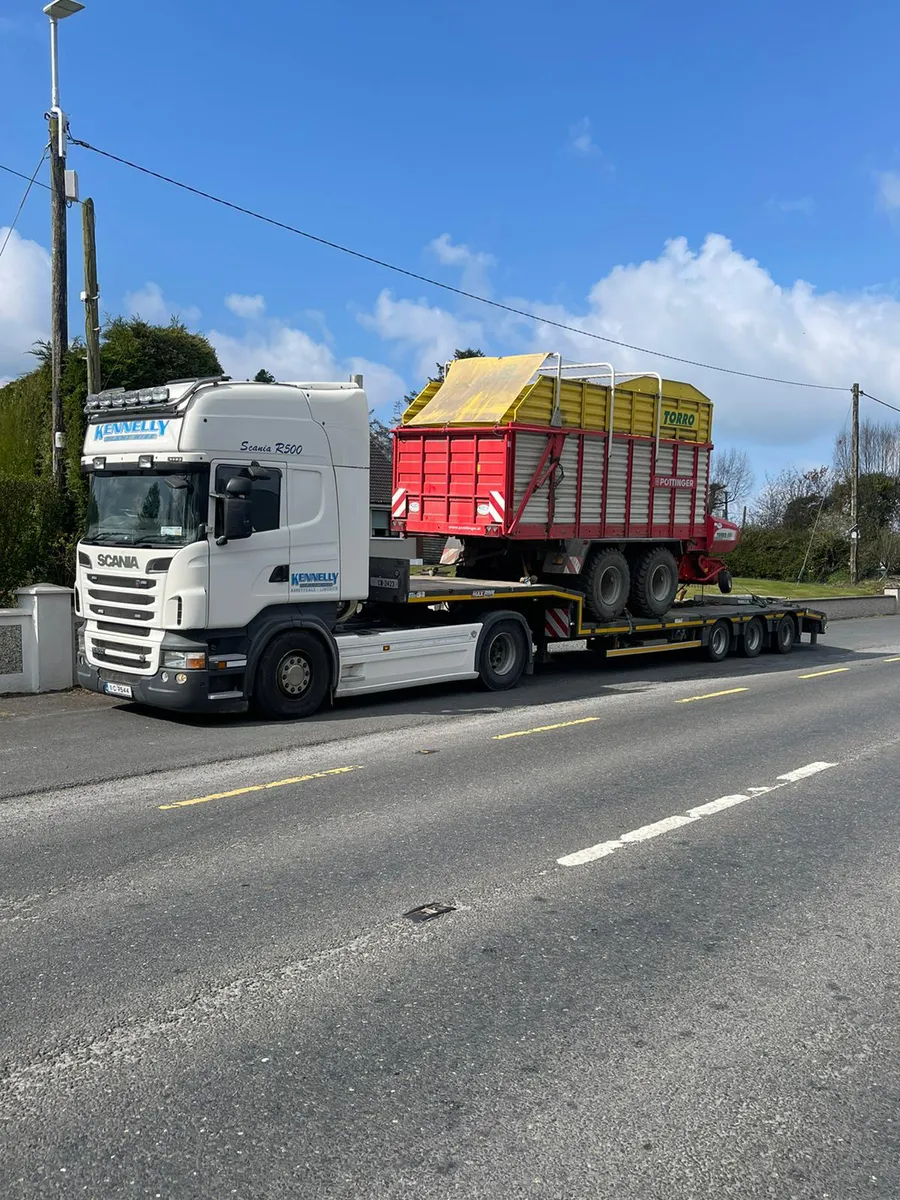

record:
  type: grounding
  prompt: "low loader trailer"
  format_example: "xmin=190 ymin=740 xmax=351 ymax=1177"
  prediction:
xmin=73 ymin=373 xmax=825 ymax=720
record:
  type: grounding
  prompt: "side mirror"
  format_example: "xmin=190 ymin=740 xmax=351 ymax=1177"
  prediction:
xmin=217 ymin=477 xmax=253 ymax=545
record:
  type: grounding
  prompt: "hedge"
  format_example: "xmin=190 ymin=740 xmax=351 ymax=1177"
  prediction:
xmin=0 ymin=477 xmax=73 ymax=607
xmin=729 ymin=526 xmax=849 ymax=583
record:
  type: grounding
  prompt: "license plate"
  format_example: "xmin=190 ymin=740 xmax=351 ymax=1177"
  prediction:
xmin=104 ymin=681 xmax=133 ymax=699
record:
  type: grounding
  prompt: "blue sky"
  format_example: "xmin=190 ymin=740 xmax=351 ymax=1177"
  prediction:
xmin=3 ymin=0 xmax=900 ymax=488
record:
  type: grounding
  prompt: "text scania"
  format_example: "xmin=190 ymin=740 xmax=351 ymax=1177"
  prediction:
xmin=93 ymin=419 xmax=170 ymax=443
xmin=662 ymin=410 xmax=696 ymax=428
xmin=290 ymin=571 xmax=339 ymax=589
xmin=96 ymin=554 xmax=139 ymax=570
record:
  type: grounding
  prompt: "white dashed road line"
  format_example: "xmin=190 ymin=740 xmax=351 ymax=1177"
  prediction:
xmin=557 ymin=761 xmax=838 ymax=867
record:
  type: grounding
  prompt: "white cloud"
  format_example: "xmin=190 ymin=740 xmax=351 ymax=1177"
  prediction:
xmin=123 ymin=281 xmax=201 ymax=324
xmin=359 ymin=289 xmax=485 ymax=379
xmin=517 ymin=234 xmax=900 ymax=461
xmin=208 ymin=320 xmax=406 ymax=414
xmin=429 ymin=232 xmax=496 ymax=296
xmin=225 ymin=292 xmax=265 ymax=319
xmin=0 ymin=228 xmax=49 ymax=381
xmin=568 ymin=116 xmax=613 ymax=167
xmin=876 ymin=171 xmax=900 ymax=212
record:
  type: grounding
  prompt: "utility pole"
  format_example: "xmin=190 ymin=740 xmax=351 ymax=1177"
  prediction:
xmin=850 ymin=381 xmax=860 ymax=585
xmin=81 ymin=197 xmax=100 ymax=395
xmin=49 ymin=107 xmax=68 ymax=488
xmin=44 ymin=0 xmax=85 ymax=488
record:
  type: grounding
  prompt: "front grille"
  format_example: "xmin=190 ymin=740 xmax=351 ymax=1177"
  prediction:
xmin=87 ymin=573 xmax=155 ymax=591
xmin=84 ymin=574 xmax=159 ymax=626
xmin=87 ymin=588 xmax=154 ymax=605
xmin=97 ymin=621 xmax=151 ymax=637
xmin=90 ymin=637 xmax=152 ymax=670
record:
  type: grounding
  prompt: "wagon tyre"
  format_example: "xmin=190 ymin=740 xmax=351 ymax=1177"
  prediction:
xmin=704 ymin=619 xmax=731 ymax=663
xmin=477 ymin=620 xmax=529 ymax=691
xmin=740 ymin=617 xmax=764 ymax=658
xmin=629 ymin=546 xmax=679 ymax=618
xmin=252 ymin=630 xmax=331 ymax=720
xmin=582 ymin=548 xmax=631 ymax=621
xmin=718 ymin=569 xmax=734 ymax=595
xmin=772 ymin=615 xmax=796 ymax=655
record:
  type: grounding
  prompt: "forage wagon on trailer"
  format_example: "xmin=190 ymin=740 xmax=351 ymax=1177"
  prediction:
xmin=391 ymin=353 xmax=741 ymax=620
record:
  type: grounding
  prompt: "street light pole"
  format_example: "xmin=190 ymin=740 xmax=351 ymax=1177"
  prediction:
xmin=43 ymin=0 xmax=84 ymax=489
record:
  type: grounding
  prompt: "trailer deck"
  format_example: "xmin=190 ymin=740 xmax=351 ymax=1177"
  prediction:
xmin=401 ymin=575 xmax=826 ymax=659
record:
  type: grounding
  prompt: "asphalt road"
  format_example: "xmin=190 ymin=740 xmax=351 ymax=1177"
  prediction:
xmin=1 ymin=616 xmax=899 ymax=1198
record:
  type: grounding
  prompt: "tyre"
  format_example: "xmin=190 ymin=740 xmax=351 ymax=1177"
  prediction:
xmin=772 ymin=615 xmax=796 ymax=655
xmin=477 ymin=620 xmax=529 ymax=691
xmin=718 ymin=569 xmax=734 ymax=595
xmin=252 ymin=630 xmax=331 ymax=720
xmin=629 ymin=546 xmax=679 ymax=618
xmin=740 ymin=616 xmax=764 ymax=658
xmin=582 ymin=548 xmax=630 ymax=621
xmin=704 ymin=619 xmax=731 ymax=663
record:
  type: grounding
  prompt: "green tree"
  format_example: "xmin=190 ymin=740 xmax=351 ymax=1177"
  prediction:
xmin=0 ymin=316 xmax=222 ymax=591
xmin=254 ymin=368 xmax=276 ymax=383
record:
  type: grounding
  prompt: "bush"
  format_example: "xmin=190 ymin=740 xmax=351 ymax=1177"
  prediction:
xmin=729 ymin=526 xmax=849 ymax=583
xmin=0 ymin=477 xmax=72 ymax=606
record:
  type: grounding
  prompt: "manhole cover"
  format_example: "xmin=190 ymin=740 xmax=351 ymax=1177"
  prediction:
xmin=403 ymin=901 xmax=456 ymax=923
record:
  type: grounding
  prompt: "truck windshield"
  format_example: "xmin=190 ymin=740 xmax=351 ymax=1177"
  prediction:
xmin=83 ymin=469 xmax=208 ymax=547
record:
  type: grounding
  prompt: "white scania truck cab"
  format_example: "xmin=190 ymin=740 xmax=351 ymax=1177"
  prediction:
xmin=75 ymin=374 xmax=825 ymax=719
xmin=76 ymin=374 xmax=378 ymax=715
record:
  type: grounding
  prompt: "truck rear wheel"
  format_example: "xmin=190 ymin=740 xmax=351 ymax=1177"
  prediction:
xmin=252 ymin=630 xmax=330 ymax=720
xmin=704 ymin=619 xmax=731 ymax=662
xmin=582 ymin=548 xmax=630 ymax=621
xmin=629 ymin=546 xmax=679 ymax=618
xmin=740 ymin=617 xmax=764 ymax=658
xmin=772 ymin=615 xmax=796 ymax=655
xmin=477 ymin=620 xmax=529 ymax=691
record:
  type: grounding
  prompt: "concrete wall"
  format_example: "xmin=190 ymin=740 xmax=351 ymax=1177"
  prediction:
xmin=804 ymin=592 xmax=899 ymax=621
xmin=0 ymin=585 xmax=74 ymax=695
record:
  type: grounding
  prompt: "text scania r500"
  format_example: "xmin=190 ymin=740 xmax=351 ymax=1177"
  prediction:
xmin=75 ymin=371 xmax=825 ymax=719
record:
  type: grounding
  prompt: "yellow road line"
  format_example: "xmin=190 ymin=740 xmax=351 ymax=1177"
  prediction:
xmin=884 ymin=656 xmax=900 ymax=663
xmin=798 ymin=667 xmax=850 ymax=680
xmin=676 ymin=687 xmax=749 ymax=704
xmin=493 ymin=717 xmax=600 ymax=741
xmin=159 ymin=765 xmax=363 ymax=810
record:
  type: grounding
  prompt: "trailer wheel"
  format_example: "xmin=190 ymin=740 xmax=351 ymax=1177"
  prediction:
xmin=583 ymin=548 xmax=630 ymax=620
xmin=629 ymin=546 xmax=679 ymax=618
xmin=772 ymin=615 xmax=796 ymax=655
xmin=740 ymin=617 xmax=764 ymax=658
xmin=252 ymin=630 xmax=330 ymax=720
xmin=704 ymin=619 xmax=731 ymax=663
xmin=718 ymin=569 xmax=734 ymax=595
xmin=477 ymin=620 xmax=529 ymax=691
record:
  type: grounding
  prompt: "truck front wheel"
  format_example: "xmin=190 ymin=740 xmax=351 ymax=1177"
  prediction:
xmin=629 ymin=546 xmax=679 ymax=618
xmin=252 ymin=630 xmax=330 ymax=720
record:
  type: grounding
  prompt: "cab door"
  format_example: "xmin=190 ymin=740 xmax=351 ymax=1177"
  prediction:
xmin=207 ymin=461 xmax=290 ymax=629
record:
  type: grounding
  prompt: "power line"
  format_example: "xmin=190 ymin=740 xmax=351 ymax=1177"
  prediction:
xmin=70 ymin=135 xmax=850 ymax=393
xmin=860 ymin=390 xmax=900 ymax=417
xmin=0 ymin=148 xmax=48 ymax=264
xmin=0 ymin=159 xmax=82 ymax=203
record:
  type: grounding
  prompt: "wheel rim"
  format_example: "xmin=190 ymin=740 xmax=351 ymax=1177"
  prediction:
xmin=747 ymin=622 xmax=762 ymax=651
xmin=712 ymin=626 xmax=728 ymax=656
xmin=599 ymin=567 xmax=621 ymax=606
xmin=780 ymin=621 xmax=793 ymax=648
xmin=488 ymin=632 xmax=517 ymax=676
xmin=277 ymin=651 xmax=312 ymax=698
xmin=649 ymin=563 xmax=673 ymax=603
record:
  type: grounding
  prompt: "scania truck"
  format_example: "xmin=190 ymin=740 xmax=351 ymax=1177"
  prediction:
xmin=74 ymin=373 xmax=825 ymax=719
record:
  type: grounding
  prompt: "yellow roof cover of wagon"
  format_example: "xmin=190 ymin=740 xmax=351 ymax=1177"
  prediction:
xmin=405 ymin=353 xmax=548 ymax=426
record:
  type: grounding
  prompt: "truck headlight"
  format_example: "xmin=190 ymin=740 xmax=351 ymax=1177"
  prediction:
xmin=161 ymin=650 xmax=206 ymax=670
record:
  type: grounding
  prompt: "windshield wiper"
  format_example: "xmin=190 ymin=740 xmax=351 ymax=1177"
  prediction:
xmin=82 ymin=533 xmax=135 ymax=545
